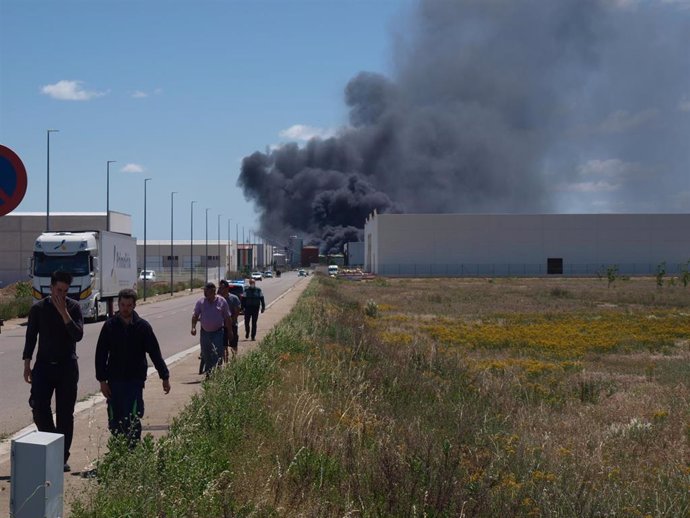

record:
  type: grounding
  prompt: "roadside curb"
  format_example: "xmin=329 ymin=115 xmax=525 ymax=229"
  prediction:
xmin=0 ymin=276 xmax=312 ymax=517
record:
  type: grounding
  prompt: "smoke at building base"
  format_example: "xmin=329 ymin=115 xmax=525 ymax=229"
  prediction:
xmin=238 ymin=0 xmax=690 ymax=254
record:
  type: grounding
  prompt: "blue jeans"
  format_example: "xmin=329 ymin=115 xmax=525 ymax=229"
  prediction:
xmin=200 ymin=328 xmax=224 ymax=374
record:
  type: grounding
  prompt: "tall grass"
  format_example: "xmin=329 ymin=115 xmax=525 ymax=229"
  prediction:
xmin=72 ymin=277 xmax=690 ymax=517
xmin=0 ymin=281 xmax=32 ymax=320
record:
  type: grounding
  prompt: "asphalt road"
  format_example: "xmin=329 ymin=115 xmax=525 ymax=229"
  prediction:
xmin=0 ymin=271 xmax=303 ymax=437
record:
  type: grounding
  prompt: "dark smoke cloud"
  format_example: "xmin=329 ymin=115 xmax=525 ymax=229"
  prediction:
xmin=238 ymin=0 xmax=690 ymax=253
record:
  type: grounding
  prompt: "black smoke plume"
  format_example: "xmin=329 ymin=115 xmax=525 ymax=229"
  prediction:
xmin=239 ymin=0 xmax=690 ymax=254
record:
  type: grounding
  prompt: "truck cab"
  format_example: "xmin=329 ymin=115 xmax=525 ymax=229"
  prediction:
xmin=29 ymin=231 xmax=137 ymax=321
xmin=30 ymin=232 xmax=101 ymax=319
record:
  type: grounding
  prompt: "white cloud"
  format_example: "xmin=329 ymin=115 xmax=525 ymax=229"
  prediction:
xmin=560 ymin=181 xmax=619 ymax=193
xmin=279 ymin=124 xmax=336 ymax=142
xmin=556 ymin=158 xmax=648 ymax=193
xmin=121 ymin=163 xmax=144 ymax=173
xmin=577 ymin=158 xmax=641 ymax=178
xmin=661 ymin=0 xmax=690 ymax=9
xmin=131 ymin=88 xmax=162 ymax=99
xmin=678 ymin=95 xmax=690 ymax=112
xmin=606 ymin=0 xmax=639 ymax=9
xmin=669 ymin=190 xmax=690 ymax=210
xmin=40 ymin=80 xmax=107 ymax=101
xmin=608 ymin=0 xmax=690 ymax=9
xmin=596 ymin=109 xmax=658 ymax=134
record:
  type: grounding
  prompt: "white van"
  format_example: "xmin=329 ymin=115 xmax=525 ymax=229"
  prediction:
xmin=328 ymin=265 xmax=338 ymax=277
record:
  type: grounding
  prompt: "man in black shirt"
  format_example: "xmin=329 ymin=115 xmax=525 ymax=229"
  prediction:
xmin=242 ymin=279 xmax=265 ymax=341
xmin=23 ymin=270 xmax=84 ymax=472
xmin=95 ymin=288 xmax=170 ymax=445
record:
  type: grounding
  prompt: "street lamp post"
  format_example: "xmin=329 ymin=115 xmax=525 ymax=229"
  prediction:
xmin=227 ymin=218 xmax=232 ymax=276
xmin=143 ymin=178 xmax=152 ymax=301
xmin=249 ymin=230 xmax=253 ymax=270
xmin=170 ymin=191 xmax=178 ymax=296
xmin=106 ymin=160 xmax=116 ymax=231
xmin=46 ymin=129 xmax=59 ymax=231
xmin=205 ymin=208 xmax=210 ymax=284
xmin=190 ymin=200 xmax=196 ymax=291
xmin=217 ymin=213 xmax=222 ymax=282
xmin=235 ymin=223 xmax=239 ymax=271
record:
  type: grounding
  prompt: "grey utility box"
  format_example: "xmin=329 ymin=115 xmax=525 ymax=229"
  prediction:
xmin=10 ymin=431 xmax=64 ymax=518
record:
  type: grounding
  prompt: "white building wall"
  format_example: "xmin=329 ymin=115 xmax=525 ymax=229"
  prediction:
xmin=0 ymin=212 xmax=132 ymax=286
xmin=365 ymin=213 xmax=690 ymax=276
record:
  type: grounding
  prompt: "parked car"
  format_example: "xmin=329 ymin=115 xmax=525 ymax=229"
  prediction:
xmin=139 ymin=269 xmax=156 ymax=281
xmin=251 ymin=271 xmax=263 ymax=281
xmin=263 ymin=270 xmax=273 ymax=278
xmin=298 ymin=269 xmax=307 ymax=277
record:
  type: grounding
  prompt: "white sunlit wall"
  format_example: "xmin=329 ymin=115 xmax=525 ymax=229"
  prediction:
xmin=364 ymin=212 xmax=690 ymax=277
xmin=0 ymin=212 xmax=131 ymax=286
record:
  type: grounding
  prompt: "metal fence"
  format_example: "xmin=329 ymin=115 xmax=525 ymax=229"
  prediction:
xmin=376 ymin=262 xmax=689 ymax=277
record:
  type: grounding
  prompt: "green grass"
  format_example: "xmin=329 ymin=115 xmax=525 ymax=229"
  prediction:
xmin=71 ymin=277 xmax=690 ymax=517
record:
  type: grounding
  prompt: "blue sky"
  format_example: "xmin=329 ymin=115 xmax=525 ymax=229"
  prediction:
xmin=0 ymin=0 xmax=408 ymax=240
xmin=2 ymin=0 xmax=689 ymax=248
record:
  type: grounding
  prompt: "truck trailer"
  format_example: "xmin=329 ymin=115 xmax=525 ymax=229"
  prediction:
xmin=29 ymin=230 xmax=137 ymax=320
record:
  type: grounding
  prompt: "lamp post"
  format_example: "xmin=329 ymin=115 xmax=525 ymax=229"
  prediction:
xmin=106 ymin=160 xmax=117 ymax=231
xmin=143 ymin=178 xmax=152 ymax=301
xmin=217 ymin=213 xmax=222 ymax=282
xmin=249 ymin=230 xmax=253 ymax=270
xmin=227 ymin=218 xmax=232 ymax=276
xmin=205 ymin=208 xmax=210 ymax=284
xmin=46 ymin=129 xmax=59 ymax=231
xmin=170 ymin=191 xmax=178 ymax=296
xmin=190 ymin=200 xmax=196 ymax=291
xmin=236 ymin=222 xmax=239 ymax=271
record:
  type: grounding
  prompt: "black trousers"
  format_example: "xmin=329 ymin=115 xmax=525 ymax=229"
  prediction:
xmin=29 ymin=360 xmax=79 ymax=463
xmin=225 ymin=323 xmax=238 ymax=350
xmin=107 ymin=379 xmax=145 ymax=445
xmin=244 ymin=307 xmax=260 ymax=339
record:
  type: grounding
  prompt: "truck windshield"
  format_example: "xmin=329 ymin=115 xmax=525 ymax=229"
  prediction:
xmin=34 ymin=251 xmax=90 ymax=277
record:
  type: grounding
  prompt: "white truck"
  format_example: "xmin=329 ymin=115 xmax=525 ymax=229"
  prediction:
xmin=29 ymin=230 xmax=137 ymax=321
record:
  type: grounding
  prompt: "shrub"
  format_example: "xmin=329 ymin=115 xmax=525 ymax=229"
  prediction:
xmin=656 ymin=262 xmax=667 ymax=288
xmin=550 ymin=287 xmax=571 ymax=298
xmin=0 ymin=297 xmax=32 ymax=320
xmin=15 ymin=281 xmax=32 ymax=298
xmin=364 ymin=299 xmax=379 ymax=318
xmin=606 ymin=265 xmax=619 ymax=288
xmin=681 ymin=261 xmax=690 ymax=288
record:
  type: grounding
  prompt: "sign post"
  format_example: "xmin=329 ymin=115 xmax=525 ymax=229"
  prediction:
xmin=0 ymin=144 xmax=28 ymax=217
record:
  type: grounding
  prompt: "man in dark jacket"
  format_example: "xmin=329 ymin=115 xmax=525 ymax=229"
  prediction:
xmin=23 ymin=270 xmax=84 ymax=472
xmin=219 ymin=280 xmax=241 ymax=360
xmin=242 ymin=279 xmax=265 ymax=341
xmin=95 ymin=288 xmax=170 ymax=445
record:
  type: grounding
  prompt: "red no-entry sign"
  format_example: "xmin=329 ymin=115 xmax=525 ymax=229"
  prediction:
xmin=0 ymin=144 xmax=28 ymax=217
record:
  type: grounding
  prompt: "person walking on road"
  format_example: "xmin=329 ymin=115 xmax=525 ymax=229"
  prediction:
xmin=22 ymin=270 xmax=84 ymax=472
xmin=95 ymin=288 xmax=170 ymax=445
xmin=192 ymin=282 xmax=232 ymax=376
xmin=242 ymin=279 xmax=265 ymax=341
xmin=218 ymin=279 xmax=241 ymax=361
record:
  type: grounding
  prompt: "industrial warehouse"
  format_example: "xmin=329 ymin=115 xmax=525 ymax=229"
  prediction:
xmin=0 ymin=212 xmax=274 ymax=287
xmin=364 ymin=212 xmax=690 ymax=277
